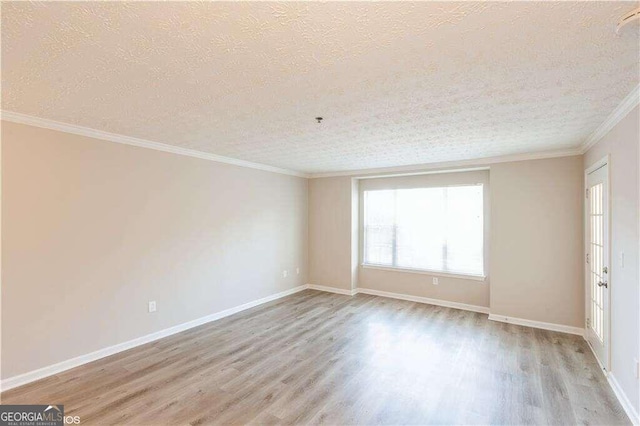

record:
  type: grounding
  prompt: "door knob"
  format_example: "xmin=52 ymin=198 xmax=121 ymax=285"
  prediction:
xmin=597 ymin=281 xmax=608 ymax=288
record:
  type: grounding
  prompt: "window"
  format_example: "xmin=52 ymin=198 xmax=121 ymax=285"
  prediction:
xmin=363 ymin=185 xmax=484 ymax=277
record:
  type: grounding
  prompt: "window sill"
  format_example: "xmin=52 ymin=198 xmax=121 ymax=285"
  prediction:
xmin=360 ymin=264 xmax=486 ymax=282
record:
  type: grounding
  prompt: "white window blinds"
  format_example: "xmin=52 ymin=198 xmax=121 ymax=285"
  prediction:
xmin=363 ymin=185 xmax=484 ymax=277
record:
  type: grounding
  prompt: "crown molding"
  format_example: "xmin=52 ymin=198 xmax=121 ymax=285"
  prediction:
xmin=309 ymin=148 xmax=583 ymax=178
xmin=581 ymin=84 xmax=640 ymax=154
xmin=10 ymin=96 xmax=635 ymax=180
xmin=0 ymin=111 xmax=309 ymax=178
xmin=310 ymin=84 xmax=640 ymax=179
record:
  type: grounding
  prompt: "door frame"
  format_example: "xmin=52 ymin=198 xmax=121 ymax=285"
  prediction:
xmin=584 ymin=154 xmax=611 ymax=372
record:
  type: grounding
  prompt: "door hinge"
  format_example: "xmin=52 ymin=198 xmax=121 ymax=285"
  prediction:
xmin=586 ymin=188 xmax=589 ymax=199
xmin=586 ymin=317 xmax=591 ymax=327
xmin=586 ymin=253 xmax=590 ymax=264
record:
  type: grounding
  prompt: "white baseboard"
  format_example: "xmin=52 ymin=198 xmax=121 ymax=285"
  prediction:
xmin=584 ymin=337 xmax=608 ymax=373
xmin=584 ymin=338 xmax=639 ymax=425
xmin=356 ymin=288 xmax=490 ymax=314
xmin=7 ymin=282 xmax=634 ymax=426
xmin=306 ymin=284 xmax=357 ymax=296
xmin=487 ymin=315 xmax=639 ymax=424
xmin=306 ymin=284 xmax=489 ymax=314
xmin=488 ymin=314 xmax=584 ymax=336
xmin=0 ymin=285 xmax=307 ymax=392
xmin=583 ymin=336 xmax=640 ymax=425
xmin=607 ymin=372 xmax=640 ymax=425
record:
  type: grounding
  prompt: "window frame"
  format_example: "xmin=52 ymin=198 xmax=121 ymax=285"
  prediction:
xmin=359 ymin=182 xmax=488 ymax=281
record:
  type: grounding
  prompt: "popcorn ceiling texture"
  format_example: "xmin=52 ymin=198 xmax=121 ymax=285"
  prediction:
xmin=2 ymin=1 xmax=639 ymax=173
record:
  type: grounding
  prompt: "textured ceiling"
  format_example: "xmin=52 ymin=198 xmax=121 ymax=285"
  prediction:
xmin=2 ymin=2 xmax=639 ymax=174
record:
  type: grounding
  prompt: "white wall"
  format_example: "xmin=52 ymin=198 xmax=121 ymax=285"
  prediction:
xmin=2 ymin=121 xmax=309 ymax=379
xmin=584 ymin=105 xmax=639 ymax=417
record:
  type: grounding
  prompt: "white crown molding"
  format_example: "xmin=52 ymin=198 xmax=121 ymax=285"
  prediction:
xmin=488 ymin=314 xmax=584 ymax=336
xmin=309 ymin=148 xmax=583 ymax=178
xmin=0 ymin=110 xmax=309 ymax=178
xmin=355 ymin=166 xmax=491 ymax=180
xmin=0 ymin=285 xmax=308 ymax=392
xmin=8 ymin=85 xmax=638 ymax=180
xmin=582 ymin=84 xmax=640 ymax=154
xmin=307 ymin=83 xmax=638 ymax=179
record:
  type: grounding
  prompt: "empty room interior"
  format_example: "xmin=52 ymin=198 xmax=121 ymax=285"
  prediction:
xmin=1 ymin=1 xmax=640 ymax=425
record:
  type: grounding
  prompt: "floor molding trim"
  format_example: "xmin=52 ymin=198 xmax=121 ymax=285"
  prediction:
xmin=582 ymin=83 xmax=640 ymax=153
xmin=0 ymin=285 xmax=308 ymax=392
xmin=584 ymin=337 xmax=639 ymax=425
xmin=584 ymin=336 xmax=608 ymax=373
xmin=306 ymin=284 xmax=357 ymax=296
xmin=0 ymin=110 xmax=308 ymax=178
xmin=488 ymin=314 xmax=584 ymax=336
xmin=356 ymin=288 xmax=490 ymax=314
xmin=607 ymin=372 xmax=640 ymax=425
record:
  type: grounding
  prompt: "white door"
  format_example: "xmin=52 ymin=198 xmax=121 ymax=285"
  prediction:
xmin=586 ymin=162 xmax=610 ymax=370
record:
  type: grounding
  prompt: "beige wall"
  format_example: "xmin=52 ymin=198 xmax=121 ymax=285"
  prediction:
xmin=308 ymin=177 xmax=354 ymax=290
xmin=489 ymin=156 xmax=584 ymax=327
xmin=358 ymin=268 xmax=489 ymax=307
xmin=584 ymin=105 xmax=639 ymax=414
xmin=309 ymin=157 xmax=584 ymax=326
xmin=1 ymin=121 xmax=309 ymax=379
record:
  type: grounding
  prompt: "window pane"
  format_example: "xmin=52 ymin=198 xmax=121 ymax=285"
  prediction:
xmin=363 ymin=190 xmax=395 ymax=266
xmin=396 ymin=188 xmax=445 ymax=271
xmin=363 ymin=184 xmax=484 ymax=277
xmin=445 ymin=186 xmax=484 ymax=275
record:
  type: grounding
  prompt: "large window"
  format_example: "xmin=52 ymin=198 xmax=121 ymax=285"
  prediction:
xmin=363 ymin=185 xmax=484 ymax=277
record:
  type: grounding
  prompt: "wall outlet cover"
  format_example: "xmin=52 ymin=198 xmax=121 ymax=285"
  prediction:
xmin=148 ymin=301 xmax=157 ymax=313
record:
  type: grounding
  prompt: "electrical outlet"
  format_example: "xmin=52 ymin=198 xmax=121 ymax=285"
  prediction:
xmin=148 ymin=301 xmax=157 ymax=313
xmin=620 ymin=252 xmax=625 ymax=268
xmin=283 ymin=270 xmax=288 ymax=278
xmin=432 ymin=277 xmax=439 ymax=285
xmin=296 ymin=267 xmax=300 ymax=275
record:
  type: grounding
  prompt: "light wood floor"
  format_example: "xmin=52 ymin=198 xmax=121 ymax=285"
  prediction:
xmin=1 ymin=290 xmax=630 ymax=425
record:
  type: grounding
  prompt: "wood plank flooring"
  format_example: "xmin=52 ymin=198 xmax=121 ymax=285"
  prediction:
xmin=1 ymin=290 xmax=630 ymax=425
